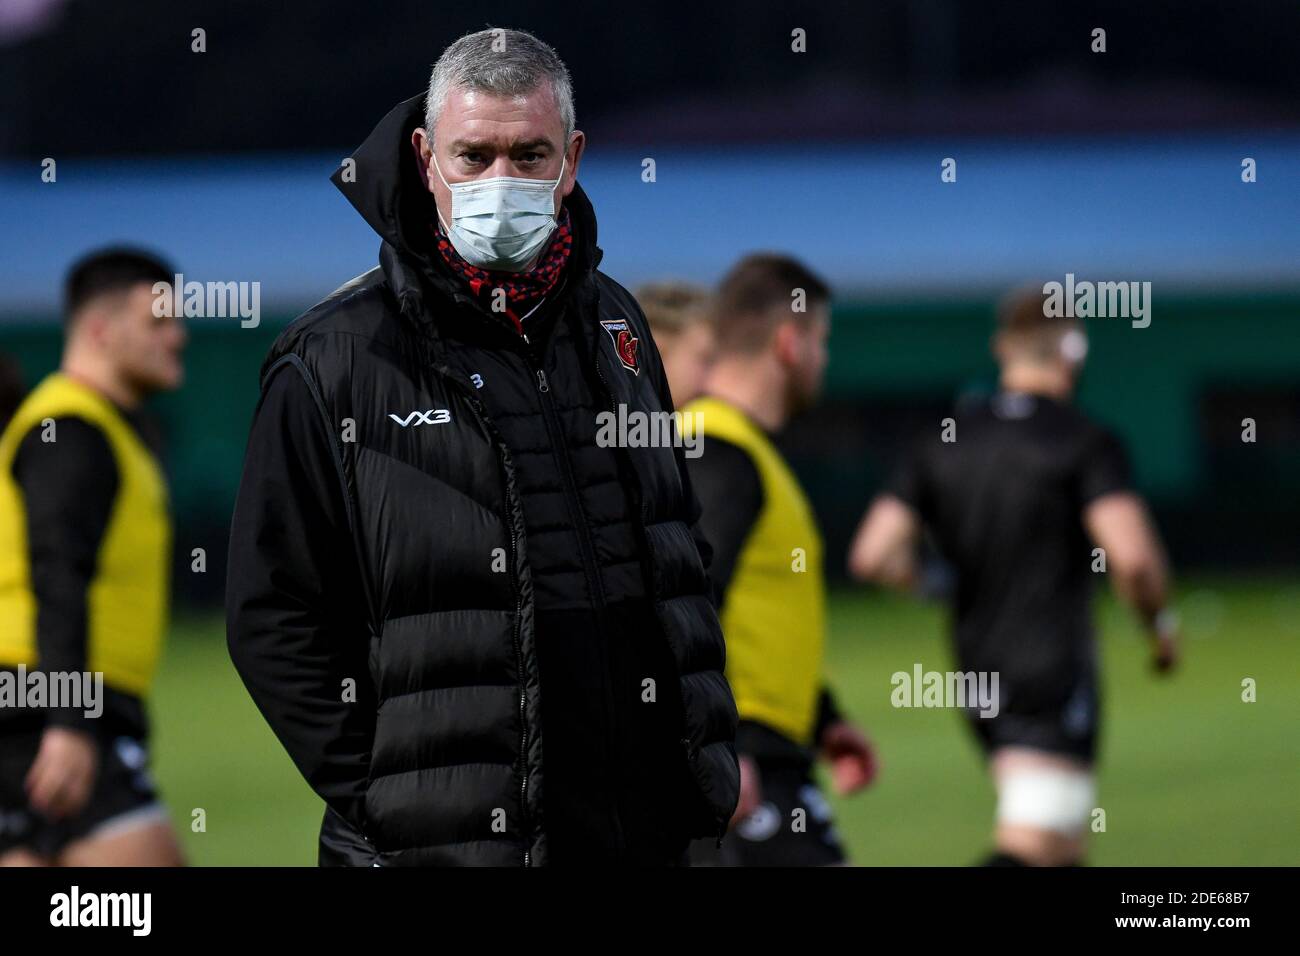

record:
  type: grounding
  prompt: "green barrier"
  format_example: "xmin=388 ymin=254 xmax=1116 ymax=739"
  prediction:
xmin=0 ymin=290 xmax=1296 ymax=595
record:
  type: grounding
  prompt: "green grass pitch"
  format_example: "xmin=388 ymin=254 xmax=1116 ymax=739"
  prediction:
xmin=150 ymin=576 xmax=1300 ymax=865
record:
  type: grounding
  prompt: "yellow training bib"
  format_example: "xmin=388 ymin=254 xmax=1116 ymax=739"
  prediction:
xmin=0 ymin=373 xmax=171 ymax=696
xmin=686 ymin=396 xmax=826 ymax=746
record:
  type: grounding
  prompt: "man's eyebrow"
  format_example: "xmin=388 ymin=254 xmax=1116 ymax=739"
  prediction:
xmin=447 ymin=137 xmax=555 ymax=153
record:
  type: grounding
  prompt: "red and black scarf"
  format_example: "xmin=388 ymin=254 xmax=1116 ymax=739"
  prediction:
xmin=433 ymin=208 xmax=573 ymax=333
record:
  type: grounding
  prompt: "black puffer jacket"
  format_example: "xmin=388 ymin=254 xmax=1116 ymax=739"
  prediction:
xmin=225 ymin=95 xmax=739 ymax=866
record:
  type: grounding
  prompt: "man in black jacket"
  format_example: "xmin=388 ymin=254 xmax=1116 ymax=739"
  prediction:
xmin=226 ymin=28 xmax=739 ymax=867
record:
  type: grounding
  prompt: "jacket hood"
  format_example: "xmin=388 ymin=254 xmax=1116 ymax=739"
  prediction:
xmin=330 ymin=94 xmax=603 ymax=289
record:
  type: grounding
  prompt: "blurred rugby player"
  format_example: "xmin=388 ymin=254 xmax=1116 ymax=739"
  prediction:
xmin=635 ymin=281 xmax=715 ymax=408
xmin=849 ymin=290 xmax=1178 ymax=866
xmin=0 ymin=248 xmax=186 ymax=866
xmin=686 ymin=254 xmax=876 ymax=866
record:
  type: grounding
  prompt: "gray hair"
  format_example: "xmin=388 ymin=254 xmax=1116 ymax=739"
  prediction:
xmin=425 ymin=28 xmax=575 ymax=143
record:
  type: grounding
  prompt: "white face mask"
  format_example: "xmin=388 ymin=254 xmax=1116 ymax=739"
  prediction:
xmin=432 ymin=151 xmax=566 ymax=272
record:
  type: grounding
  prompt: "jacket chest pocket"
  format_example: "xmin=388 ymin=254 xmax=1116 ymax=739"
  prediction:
xmin=364 ymin=387 xmax=502 ymax=493
xmin=349 ymin=394 xmax=511 ymax=603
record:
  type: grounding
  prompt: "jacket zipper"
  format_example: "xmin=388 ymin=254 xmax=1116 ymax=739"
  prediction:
xmin=519 ymin=326 xmax=629 ymax=857
xmin=520 ymin=330 xmax=609 ymax=614
xmin=436 ymin=365 xmax=533 ymax=867
xmin=590 ymin=342 xmax=730 ymax=850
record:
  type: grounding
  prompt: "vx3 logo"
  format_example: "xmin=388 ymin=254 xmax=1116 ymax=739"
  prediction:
xmin=388 ymin=409 xmax=452 ymax=427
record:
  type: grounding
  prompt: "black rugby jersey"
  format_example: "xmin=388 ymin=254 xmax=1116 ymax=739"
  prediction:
xmin=888 ymin=391 xmax=1131 ymax=710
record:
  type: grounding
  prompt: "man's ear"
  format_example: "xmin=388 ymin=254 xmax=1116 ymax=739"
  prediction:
xmin=561 ymin=131 xmax=585 ymax=198
xmin=773 ymin=320 xmax=801 ymax=368
xmin=80 ymin=307 xmax=112 ymax=348
xmin=411 ymin=128 xmax=434 ymax=189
